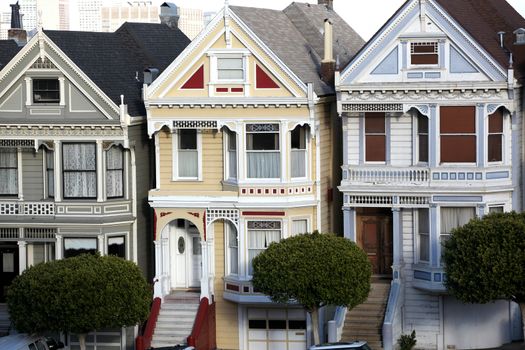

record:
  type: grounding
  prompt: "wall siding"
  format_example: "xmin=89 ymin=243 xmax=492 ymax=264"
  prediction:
xmin=22 ymin=149 xmax=44 ymax=201
xmin=390 ymin=113 xmax=413 ymax=166
xmin=347 ymin=116 xmax=360 ymax=165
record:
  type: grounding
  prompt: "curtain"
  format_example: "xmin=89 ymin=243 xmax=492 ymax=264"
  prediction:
xmin=248 ymin=229 xmax=280 ymax=275
xmin=291 ymin=150 xmax=306 ymax=178
xmin=63 ymin=144 xmax=96 ymax=198
xmin=247 ymin=152 xmax=280 ymax=178
xmin=178 ymin=150 xmax=198 ymax=177
xmin=0 ymin=149 xmax=17 ymax=195
xmin=46 ymin=150 xmax=54 ymax=197
xmin=291 ymin=219 xmax=308 ymax=236
xmin=440 ymin=207 xmax=475 ymax=264
xmin=106 ymin=147 xmax=123 ymax=198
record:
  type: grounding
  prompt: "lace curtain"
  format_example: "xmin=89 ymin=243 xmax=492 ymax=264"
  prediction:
xmin=0 ymin=149 xmax=17 ymax=195
xmin=247 ymin=228 xmax=280 ymax=275
xmin=106 ymin=146 xmax=123 ymax=198
xmin=63 ymin=143 xmax=96 ymax=198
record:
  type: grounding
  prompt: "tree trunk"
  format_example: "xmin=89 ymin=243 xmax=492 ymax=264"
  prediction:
xmin=311 ymin=307 xmax=320 ymax=346
xmin=520 ymin=302 xmax=525 ymax=342
xmin=78 ymin=333 xmax=87 ymax=350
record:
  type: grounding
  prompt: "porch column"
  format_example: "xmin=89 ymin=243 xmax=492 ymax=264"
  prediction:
xmin=429 ymin=104 xmax=438 ymax=168
xmin=429 ymin=204 xmax=439 ymax=267
xmin=18 ymin=240 xmax=27 ymax=274
xmin=55 ymin=234 xmax=63 ymax=260
xmin=477 ymin=103 xmax=486 ymax=167
xmin=96 ymin=140 xmax=104 ymax=202
xmin=161 ymin=237 xmax=170 ymax=296
xmin=98 ymin=234 xmax=105 ymax=255
xmin=200 ymin=225 xmax=211 ymax=301
xmin=53 ymin=140 xmax=62 ymax=202
xmin=391 ymin=207 xmax=402 ymax=279
xmin=153 ymin=240 xmax=162 ymax=298
xmin=17 ymin=147 xmax=23 ymax=200
xmin=343 ymin=207 xmax=356 ymax=241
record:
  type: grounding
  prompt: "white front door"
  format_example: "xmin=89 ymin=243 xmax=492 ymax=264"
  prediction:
xmin=170 ymin=222 xmax=202 ymax=289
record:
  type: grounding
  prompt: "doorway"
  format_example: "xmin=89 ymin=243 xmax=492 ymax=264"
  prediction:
xmin=356 ymin=208 xmax=393 ymax=276
xmin=0 ymin=243 xmax=19 ymax=302
xmin=170 ymin=219 xmax=202 ymax=289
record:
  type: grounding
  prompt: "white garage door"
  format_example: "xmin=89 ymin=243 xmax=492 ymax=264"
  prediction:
xmin=248 ymin=308 xmax=306 ymax=350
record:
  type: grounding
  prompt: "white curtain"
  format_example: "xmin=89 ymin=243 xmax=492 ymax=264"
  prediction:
xmin=178 ymin=150 xmax=198 ymax=177
xmin=63 ymin=144 xmax=96 ymax=198
xmin=46 ymin=150 xmax=54 ymax=197
xmin=291 ymin=150 xmax=306 ymax=178
xmin=440 ymin=207 xmax=475 ymax=263
xmin=106 ymin=147 xmax=123 ymax=198
xmin=228 ymin=225 xmax=238 ymax=274
xmin=0 ymin=149 xmax=17 ymax=195
xmin=247 ymin=152 xmax=280 ymax=178
xmin=291 ymin=219 xmax=308 ymax=236
xmin=248 ymin=229 xmax=280 ymax=275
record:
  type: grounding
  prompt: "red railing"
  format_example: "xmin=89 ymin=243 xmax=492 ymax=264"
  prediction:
xmin=136 ymin=297 xmax=162 ymax=350
xmin=187 ymin=297 xmax=216 ymax=350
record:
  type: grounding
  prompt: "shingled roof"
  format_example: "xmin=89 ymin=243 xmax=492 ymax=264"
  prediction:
xmin=230 ymin=3 xmax=364 ymax=96
xmin=435 ymin=0 xmax=525 ymax=82
xmin=0 ymin=40 xmax=22 ymax=72
xmin=45 ymin=22 xmax=190 ymax=116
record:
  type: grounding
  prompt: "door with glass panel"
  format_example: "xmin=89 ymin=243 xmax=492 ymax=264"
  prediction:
xmin=0 ymin=243 xmax=18 ymax=302
xmin=170 ymin=220 xmax=201 ymax=289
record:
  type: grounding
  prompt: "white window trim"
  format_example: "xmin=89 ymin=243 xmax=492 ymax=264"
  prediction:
xmin=208 ymin=49 xmax=251 ymax=85
xmin=224 ymin=222 xmax=239 ymax=276
xmin=408 ymin=41 xmax=440 ymax=69
xmin=245 ymin=124 xmax=282 ymax=182
xmin=486 ymin=110 xmax=508 ymax=166
xmin=25 ymin=76 xmax=65 ymax=106
xmin=288 ymin=216 xmax=311 ymax=238
xmin=171 ymin=130 xmax=203 ymax=181
xmin=246 ymin=219 xmax=282 ymax=278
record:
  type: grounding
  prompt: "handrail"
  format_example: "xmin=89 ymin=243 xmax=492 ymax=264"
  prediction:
xmin=187 ymin=297 xmax=216 ymax=350
xmin=136 ymin=297 xmax=162 ymax=350
xmin=382 ymin=281 xmax=401 ymax=350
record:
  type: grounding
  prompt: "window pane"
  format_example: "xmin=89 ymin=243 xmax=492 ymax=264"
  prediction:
xmin=218 ymin=69 xmax=243 ymax=80
xmin=228 ymin=226 xmax=238 ymax=274
xmin=178 ymin=150 xmax=198 ymax=177
xmin=418 ymin=209 xmax=429 ymax=233
xmin=365 ymin=113 xmax=385 ymax=133
xmin=418 ymin=209 xmax=429 ymax=262
xmin=46 ymin=150 xmax=54 ymax=197
xmin=291 ymin=219 xmax=308 ymax=235
xmin=64 ymin=172 xmax=97 ymax=198
xmin=489 ymin=109 xmax=503 ymax=133
xmin=488 ymin=134 xmax=502 ymax=162
xmin=64 ymin=238 xmax=97 ymax=258
xmin=248 ymin=222 xmax=280 ymax=275
xmin=179 ymin=129 xmax=197 ymax=150
xmin=418 ymin=115 xmax=428 ymax=133
xmin=440 ymin=106 xmax=475 ymax=133
xmin=108 ymin=236 xmax=125 ymax=258
xmin=33 ymin=79 xmax=60 ymax=103
xmin=489 ymin=206 xmax=504 ymax=213
xmin=365 ymin=135 xmax=386 ymax=161
xmin=441 ymin=207 xmax=475 ymax=234
xmin=218 ymin=58 xmax=243 ymax=69
xmin=411 ymin=54 xmax=438 ymax=65
xmin=291 ymin=126 xmax=306 ymax=149
xmin=440 ymin=135 xmax=476 ymax=162
xmin=106 ymin=147 xmax=123 ymax=198
xmin=63 ymin=144 xmax=96 ymax=171
xmin=247 ymin=133 xmax=279 ymax=150
xmin=291 ymin=150 xmax=306 ymax=178
xmin=0 ymin=149 xmax=18 ymax=195
xmin=247 ymin=152 xmax=280 ymax=178
xmin=419 ymin=135 xmax=428 ymax=162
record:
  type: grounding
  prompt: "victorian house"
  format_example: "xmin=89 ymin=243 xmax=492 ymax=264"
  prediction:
xmin=0 ymin=8 xmax=190 ymax=348
xmin=336 ymin=0 xmax=525 ymax=349
xmin=144 ymin=1 xmax=363 ymax=348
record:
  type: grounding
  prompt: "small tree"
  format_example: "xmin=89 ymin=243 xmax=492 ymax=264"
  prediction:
xmin=7 ymin=254 xmax=151 ymax=350
xmin=443 ymin=212 xmax=525 ymax=340
xmin=252 ymin=231 xmax=372 ymax=345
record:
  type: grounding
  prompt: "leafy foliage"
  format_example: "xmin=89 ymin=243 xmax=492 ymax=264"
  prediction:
xmin=443 ymin=212 xmax=525 ymax=304
xmin=251 ymin=231 xmax=372 ymax=311
xmin=7 ymin=254 xmax=151 ymax=335
xmin=398 ymin=330 xmax=417 ymax=350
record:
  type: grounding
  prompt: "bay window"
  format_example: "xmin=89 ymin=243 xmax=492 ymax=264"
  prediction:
xmin=365 ymin=112 xmax=386 ymax=162
xmin=106 ymin=146 xmax=124 ymax=198
xmin=488 ymin=108 xmax=503 ymax=162
xmin=248 ymin=221 xmax=281 ymax=275
xmin=440 ymin=106 xmax=476 ymax=163
xmin=291 ymin=125 xmax=307 ymax=178
xmin=246 ymin=124 xmax=280 ymax=179
xmin=0 ymin=148 xmax=18 ymax=196
xmin=440 ymin=207 xmax=475 ymax=264
xmin=62 ymin=143 xmax=96 ymax=199
xmin=226 ymin=129 xmax=237 ymax=181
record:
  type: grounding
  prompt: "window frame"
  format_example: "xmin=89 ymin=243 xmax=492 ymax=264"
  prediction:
xmin=63 ymin=237 xmax=98 ymax=258
xmin=171 ymin=129 xmax=202 ymax=181
xmin=224 ymin=128 xmax=237 ymax=182
xmin=290 ymin=217 xmax=309 ymax=236
xmin=225 ymin=222 xmax=238 ymax=276
xmin=107 ymin=235 xmax=126 ymax=259
xmin=416 ymin=113 xmax=429 ymax=164
xmin=106 ymin=145 xmax=124 ymax=199
xmin=439 ymin=206 xmax=476 ymax=266
xmin=32 ymin=78 xmax=60 ymax=104
xmin=45 ymin=148 xmax=54 ymax=198
xmin=245 ymin=123 xmax=281 ymax=180
xmin=439 ymin=106 xmax=477 ymax=164
xmin=416 ymin=208 xmax=429 ymax=264
xmin=0 ymin=148 xmax=18 ymax=197
xmin=488 ymin=108 xmax=504 ymax=164
xmin=247 ymin=220 xmax=282 ymax=276
xmin=409 ymin=41 xmax=439 ymax=67
xmin=62 ymin=142 xmax=97 ymax=200
xmin=364 ymin=112 xmax=387 ymax=163
xmin=290 ymin=125 xmax=309 ymax=180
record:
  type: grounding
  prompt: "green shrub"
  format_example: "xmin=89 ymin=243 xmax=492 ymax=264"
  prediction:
xmin=398 ymin=330 xmax=417 ymax=350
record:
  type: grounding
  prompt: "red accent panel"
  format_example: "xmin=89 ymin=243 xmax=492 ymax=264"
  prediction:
xmin=231 ymin=87 xmax=244 ymax=92
xmin=216 ymin=87 xmax=229 ymax=92
xmin=135 ymin=297 xmax=161 ymax=350
xmin=181 ymin=65 xmax=204 ymax=89
xmin=256 ymin=64 xmax=279 ymax=89
xmin=226 ymin=283 xmax=240 ymax=292
xmin=242 ymin=211 xmax=286 ymax=216
xmin=187 ymin=298 xmax=217 ymax=350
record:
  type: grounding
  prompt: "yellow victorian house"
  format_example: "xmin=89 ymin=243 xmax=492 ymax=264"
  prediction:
xmin=144 ymin=1 xmax=363 ymax=349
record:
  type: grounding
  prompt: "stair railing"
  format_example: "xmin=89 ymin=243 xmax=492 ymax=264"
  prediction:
xmin=187 ymin=297 xmax=217 ymax=350
xmin=136 ymin=297 xmax=162 ymax=350
xmin=382 ymin=280 xmax=401 ymax=350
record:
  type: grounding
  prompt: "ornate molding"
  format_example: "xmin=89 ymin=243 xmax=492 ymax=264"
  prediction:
xmin=206 ymin=208 xmax=239 ymax=229
xmin=0 ymin=125 xmax=124 ymax=137
xmin=343 ymin=103 xmax=403 ymax=112
xmin=343 ymin=89 xmax=508 ymax=103
xmin=0 ymin=139 xmax=35 ymax=148
xmin=173 ymin=120 xmax=218 ymax=129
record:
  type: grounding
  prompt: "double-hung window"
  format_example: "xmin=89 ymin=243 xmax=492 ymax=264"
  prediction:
xmin=33 ymin=79 xmax=60 ymax=104
xmin=440 ymin=207 xmax=475 ymax=264
xmin=217 ymin=56 xmax=244 ymax=81
xmin=62 ymin=143 xmax=96 ymax=199
xmin=174 ymin=129 xmax=200 ymax=180
xmin=225 ymin=129 xmax=237 ymax=181
xmin=417 ymin=114 xmax=429 ymax=163
xmin=247 ymin=221 xmax=281 ymax=275
xmin=291 ymin=125 xmax=307 ymax=178
xmin=365 ymin=112 xmax=386 ymax=162
xmin=226 ymin=223 xmax=238 ymax=275
xmin=410 ymin=42 xmax=438 ymax=65
xmin=246 ymin=124 xmax=280 ymax=179
xmin=488 ymin=108 xmax=503 ymax=162
xmin=440 ymin=106 xmax=476 ymax=163
xmin=0 ymin=149 xmax=18 ymax=196
xmin=106 ymin=146 xmax=124 ymax=198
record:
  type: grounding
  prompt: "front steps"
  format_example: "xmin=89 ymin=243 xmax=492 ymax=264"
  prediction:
xmin=0 ymin=304 xmax=9 ymax=336
xmin=150 ymin=291 xmax=200 ymax=349
xmin=341 ymin=282 xmax=390 ymax=350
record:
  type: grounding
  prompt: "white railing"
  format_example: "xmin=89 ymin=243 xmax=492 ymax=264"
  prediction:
xmin=344 ymin=166 xmax=430 ymax=184
xmin=0 ymin=202 xmax=55 ymax=216
xmin=383 ymin=280 xmax=402 ymax=350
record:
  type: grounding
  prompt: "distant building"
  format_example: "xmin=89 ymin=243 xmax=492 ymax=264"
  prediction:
xmin=177 ymin=7 xmax=203 ymax=39
xmin=0 ymin=11 xmax=10 ymax=40
xmin=77 ymin=0 xmax=103 ymax=32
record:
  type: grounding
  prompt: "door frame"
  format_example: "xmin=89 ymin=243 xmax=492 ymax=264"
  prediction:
xmin=170 ymin=220 xmax=201 ymax=290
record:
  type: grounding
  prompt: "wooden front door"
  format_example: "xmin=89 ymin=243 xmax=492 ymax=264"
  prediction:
xmin=0 ymin=243 xmax=19 ymax=302
xmin=357 ymin=209 xmax=393 ymax=276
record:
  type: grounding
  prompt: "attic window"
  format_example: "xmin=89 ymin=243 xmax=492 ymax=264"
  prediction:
xmin=218 ymin=57 xmax=244 ymax=80
xmin=33 ymin=79 xmax=59 ymax=104
xmin=410 ymin=42 xmax=438 ymax=65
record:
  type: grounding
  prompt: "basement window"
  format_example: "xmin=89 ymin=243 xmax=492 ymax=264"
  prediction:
xmin=33 ymin=79 xmax=60 ymax=104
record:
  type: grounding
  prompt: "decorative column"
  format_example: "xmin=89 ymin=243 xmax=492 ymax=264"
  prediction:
xmin=58 ymin=77 xmax=65 ymax=106
xmin=153 ymin=240 xmax=162 ymax=298
xmin=53 ymin=140 xmax=62 ymax=201
xmin=161 ymin=236 xmax=170 ymax=296
xmin=24 ymin=77 xmax=32 ymax=106
xmin=477 ymin=103 xmax=486 ymax=167
xmin=98 ymin=235 xmax=105 ymax=255
xmin=200 ymin=224 xmax=211 ymax=301
xmin=429 ymin=104 xmax=438 ymax=168
xmin=343 ymin=207 xmax=356 ymax=241
xmin=18 ymin=240 xmax=27 ymax=273
xmin=17 ymin=147 xmax=23 ymax=200
xmin=55 ymin=234 xmax=63 ymax=260
xmin=391 ymin=207 xmax=402 ymax=279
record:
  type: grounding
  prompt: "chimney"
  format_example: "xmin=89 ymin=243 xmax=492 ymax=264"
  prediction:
xmin=318 ymin=0 xmax=333 ymax=10
xmin=159 ymin=2 xmax=179 ymax=29
xmin=8 ymin=2 xmax=27 ymax=46
xmin=497 ymin=31 xmax=505 ymax=48
xmin=321 ymin=18 xmax=336 ymax=85
xmin=144 ymin=68 xmax=159 ymax=85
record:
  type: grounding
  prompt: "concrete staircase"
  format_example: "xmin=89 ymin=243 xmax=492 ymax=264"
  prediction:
xmin=150 ymin=291 xmax=200 ymax=349
xmin=341 ymin=282 xmax=391 ymax=350
xmin=0 ymin=304 xmax=10 ymax=336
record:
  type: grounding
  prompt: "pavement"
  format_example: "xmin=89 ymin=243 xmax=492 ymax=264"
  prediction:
xmin=485 ymin=342 xmax=525 ymax=350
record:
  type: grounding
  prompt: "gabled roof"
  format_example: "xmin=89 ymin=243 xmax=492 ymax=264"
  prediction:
xmin=435 ymin=0 xmax=525 ymax=81
xmin=44 ymin=22 xmax=190 ymax=116
xmin=230 ymin=3 xmax=364 ymax=96
xmin=0 ymin=40 xmax=22 ymax=72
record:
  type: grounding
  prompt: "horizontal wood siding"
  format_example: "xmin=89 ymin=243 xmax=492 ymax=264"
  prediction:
xmin=402 ymin=209 xmax=440 ymax=349
xmin=318 ymin=102 xmax=331 ymax=233
xmin=22 ymin=149 xmax=43 ymax=201
xmin=390 ymin=114 xmax=413 ymax=166
xmin=347 ymin=116 xmax=360 ymax=165
xmin=213 ymin=221 xmax=239 ymax=349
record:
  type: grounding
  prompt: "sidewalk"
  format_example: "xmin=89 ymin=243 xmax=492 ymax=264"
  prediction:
xmin=486 ymin=342 xmax=525 ymax=350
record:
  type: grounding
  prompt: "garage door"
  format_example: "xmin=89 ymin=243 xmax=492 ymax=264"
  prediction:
xmin=248 ymin=308 xmax=306 ymax=350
